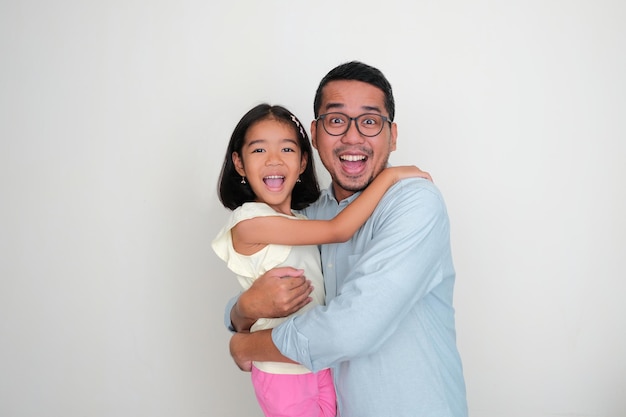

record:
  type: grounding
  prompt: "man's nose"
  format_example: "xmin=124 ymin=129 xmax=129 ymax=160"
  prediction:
xmin=341 ymin=120 xmax=365 ymax=144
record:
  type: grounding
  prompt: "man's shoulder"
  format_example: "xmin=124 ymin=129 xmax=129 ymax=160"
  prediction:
xmin=386 ymin=177 xmax=445 ymax=207
xmin=377 ymin=178 xmax=451 ymax=237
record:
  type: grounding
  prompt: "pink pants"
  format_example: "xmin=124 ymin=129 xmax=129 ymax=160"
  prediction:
xmin=251 ymin=365 xmax=337 ymax=417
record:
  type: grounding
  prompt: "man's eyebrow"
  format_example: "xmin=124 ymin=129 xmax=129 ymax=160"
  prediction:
xmin=361 ymin=105 xmax=383 ymax=113
xmin=323 ymin=102 xmax=344 ymax=111
xmin=323 ymin=103 xmax=383 ymax=113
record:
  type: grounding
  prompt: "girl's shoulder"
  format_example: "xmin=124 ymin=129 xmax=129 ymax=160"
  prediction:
xmin=234 ymin=202 xmax=302 ymax=223
xmin=234 ymin=202 xmax=275 ymax=218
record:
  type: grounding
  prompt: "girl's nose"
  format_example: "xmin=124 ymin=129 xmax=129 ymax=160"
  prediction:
xmin=265 ymin=151 xmax=283 ymax=165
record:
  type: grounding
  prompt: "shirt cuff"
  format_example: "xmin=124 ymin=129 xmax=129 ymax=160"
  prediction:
xmin=271 ymin=317 xmax=315 ymax=371
xmin=223 ymin=294 xmax=239 ymax=333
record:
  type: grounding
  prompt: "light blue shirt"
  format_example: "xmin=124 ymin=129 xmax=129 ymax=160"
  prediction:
xmin=224 ymin=177 xmax=468 ymax=417
xmin=272 ymin=177 xmax=467 ymax=417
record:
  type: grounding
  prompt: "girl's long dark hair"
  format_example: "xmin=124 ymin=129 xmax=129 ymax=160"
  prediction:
xmin=217 ymin=104 xmax=320 ymax=211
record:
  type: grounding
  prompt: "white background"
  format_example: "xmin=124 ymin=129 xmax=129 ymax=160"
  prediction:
xmin=1 ymin=1 xmax=624 ymax=416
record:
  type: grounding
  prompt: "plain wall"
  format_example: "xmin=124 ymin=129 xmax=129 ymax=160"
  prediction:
xmin=1 ymin=1 xmax=624 ymax=416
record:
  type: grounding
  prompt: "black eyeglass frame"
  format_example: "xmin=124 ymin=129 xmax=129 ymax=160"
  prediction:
xmin=315 ymin=112 xmax=392 ymax=137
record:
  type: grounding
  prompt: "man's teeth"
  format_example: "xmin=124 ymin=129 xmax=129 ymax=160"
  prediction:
xmin=340 ymin=155 xmax=366 ymax=162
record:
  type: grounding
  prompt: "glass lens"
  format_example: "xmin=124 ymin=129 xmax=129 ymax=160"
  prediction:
xmin=356 ymin=114 xmax=384 ymax=136
xmin=323 ymin=113 xmax=350 ymax=135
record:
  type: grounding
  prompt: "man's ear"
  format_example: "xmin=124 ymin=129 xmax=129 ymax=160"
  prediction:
xmin=389 ymin=122 xmax=398 ymax=152
xmin=310 ymin=120 xmax=318 ymax=149
xmin=232 ymin=152 xmax=246 ymax=176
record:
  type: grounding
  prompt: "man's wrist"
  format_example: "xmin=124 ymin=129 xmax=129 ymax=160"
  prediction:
xmin=231 ymin=298 xmax=256 ymax=332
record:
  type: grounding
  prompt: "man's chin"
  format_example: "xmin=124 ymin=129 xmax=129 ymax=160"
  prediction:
xmin=334 ymin=177 xmax=370 ymax=194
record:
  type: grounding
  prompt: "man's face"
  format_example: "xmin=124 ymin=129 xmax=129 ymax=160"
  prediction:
xmin=311 ymin=80 xmax=397 ymax=202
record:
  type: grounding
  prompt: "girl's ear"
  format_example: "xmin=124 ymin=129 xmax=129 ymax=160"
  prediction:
xmin=300 ymin=152 xmax=308 ymax=175
xmin=232 ymin=152 xmax=246 ymax=176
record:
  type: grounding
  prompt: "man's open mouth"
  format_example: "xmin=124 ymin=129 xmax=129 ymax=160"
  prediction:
xmin=340 ymin=155 xmax=366 ymax=162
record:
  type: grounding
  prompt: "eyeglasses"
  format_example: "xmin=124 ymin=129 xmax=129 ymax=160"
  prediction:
xmin=316 ymin=112 xmax=392 ymax=137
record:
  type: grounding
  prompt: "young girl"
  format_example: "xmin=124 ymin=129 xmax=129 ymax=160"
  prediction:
xmin=212 ymin=104 xmax=428 ymax=417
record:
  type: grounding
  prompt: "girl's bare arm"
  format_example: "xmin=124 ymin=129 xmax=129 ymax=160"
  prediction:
xmin=235 ymin=166 xmax=430 ymax=247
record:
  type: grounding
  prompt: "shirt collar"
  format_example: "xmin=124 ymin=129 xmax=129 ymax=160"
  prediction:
xmin=320 ymin=183 xmax=361 ymax=206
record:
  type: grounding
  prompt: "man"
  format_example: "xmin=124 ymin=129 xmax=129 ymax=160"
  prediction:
xmin=226 ymin=61 xmax=468 ymax=417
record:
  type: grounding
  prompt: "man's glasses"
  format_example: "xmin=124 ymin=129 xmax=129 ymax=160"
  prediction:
xmin=316 ymin=112 xmax=392 ymax=137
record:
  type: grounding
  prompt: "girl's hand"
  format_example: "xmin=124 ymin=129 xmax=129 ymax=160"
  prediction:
xmin=386 ymin=165 xmax=433 ymax=183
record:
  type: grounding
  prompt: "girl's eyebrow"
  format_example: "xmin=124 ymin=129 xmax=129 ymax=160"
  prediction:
xmin=245 ymin=138 xmax=267 ymax=147
xmin=244 ymin=138 xmax=299 ymax=147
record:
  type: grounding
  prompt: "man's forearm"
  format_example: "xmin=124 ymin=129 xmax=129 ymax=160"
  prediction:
xmin=230 ymin=329 xmax=297 ymax=371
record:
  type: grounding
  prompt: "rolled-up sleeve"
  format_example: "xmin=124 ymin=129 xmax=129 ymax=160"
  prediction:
xmin=223 ymin=293 xmax=239 ymax=333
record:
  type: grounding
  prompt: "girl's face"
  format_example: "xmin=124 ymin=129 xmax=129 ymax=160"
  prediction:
xmin=233 ymin=118 xmax=307 ymax=215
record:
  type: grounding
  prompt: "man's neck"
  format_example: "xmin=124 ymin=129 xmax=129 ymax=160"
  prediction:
xmin=331 ymin=183 xmax=358 ymax=203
